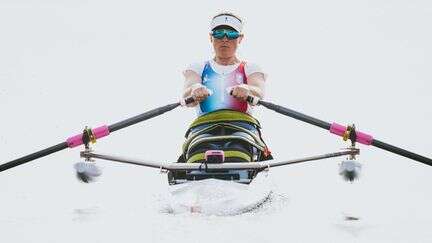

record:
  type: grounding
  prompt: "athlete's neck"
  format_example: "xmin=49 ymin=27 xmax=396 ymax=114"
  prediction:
xmin=214 ymin=56 xmax=240 ymax=66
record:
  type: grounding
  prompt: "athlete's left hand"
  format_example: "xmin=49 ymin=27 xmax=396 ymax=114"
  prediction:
xmin=231 ymin=84 xmax=250 ymax=101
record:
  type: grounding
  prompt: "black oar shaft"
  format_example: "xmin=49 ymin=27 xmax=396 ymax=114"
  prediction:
xmin=257 ymin=98 xmax=432 ymax=166
xmin=0 ymin=142 xmax=68 ymax=172
xmin=1 ymin=99 xmax=191 ymax=172
xmin=372 ymin=139 xmax=432 ymax=166
xmin=258 ymin=100 xmax=331 ymax=130
xmin=108 ymin=102 xmax=180 ymax=132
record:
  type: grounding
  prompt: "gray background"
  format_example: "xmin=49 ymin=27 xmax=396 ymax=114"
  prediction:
xmin=1 ymin=0 xmax=431 ymax=242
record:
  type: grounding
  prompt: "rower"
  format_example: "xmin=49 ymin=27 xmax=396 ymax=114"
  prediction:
xmin=179 ymin=12 xmax=272 ymax=166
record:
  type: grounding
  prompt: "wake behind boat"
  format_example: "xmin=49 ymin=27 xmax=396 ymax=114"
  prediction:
xmin=163 ymin=172 xmax=273 ymax=215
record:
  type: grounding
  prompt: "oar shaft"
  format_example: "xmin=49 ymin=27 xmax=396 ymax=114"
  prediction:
xmin=108 ymin=102 xmax=180 ymax=132
xmin=0 ymin=142 xmax=68 ymax=172
xmin=372 ymin=139 xmax=432 ymax=166
xmin=258 ymin=100 xmax=331 ymax=130
xmin=1 ymin=98 xmax=194 ymax=173
xmin=67 ymin=102 xmax=184 ymax=148
xmin=256 ymin=98 xmax=432 ymax=166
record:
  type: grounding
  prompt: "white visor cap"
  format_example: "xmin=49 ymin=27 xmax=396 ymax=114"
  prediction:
xmin=210 ymin=15 xmax=243 ymax=33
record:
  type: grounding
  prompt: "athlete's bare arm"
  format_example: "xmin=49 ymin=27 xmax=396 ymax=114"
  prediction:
xmin=246 ymin=72 xmax=265 ymax=99
xmin=230 ymin=72 xmax=265 ymax=101
xmin=183 ymin=70 xmax=201 ymax=98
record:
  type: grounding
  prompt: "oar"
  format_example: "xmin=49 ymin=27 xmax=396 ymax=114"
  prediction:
xmin=255 ymin=99 xmax=432 ymax=166
xmin=0 ymin=97 xmax=195 ymax=172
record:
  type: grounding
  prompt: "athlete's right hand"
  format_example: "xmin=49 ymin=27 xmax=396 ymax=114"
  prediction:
xmin=191 ymin=84 xmax=210 ymax=103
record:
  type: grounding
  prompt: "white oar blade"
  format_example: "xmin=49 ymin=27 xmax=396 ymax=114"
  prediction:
xmin=74 ymin=162 xmax=102 ymax=183
xmin=339 ymin=160 xmax=362 ymax=182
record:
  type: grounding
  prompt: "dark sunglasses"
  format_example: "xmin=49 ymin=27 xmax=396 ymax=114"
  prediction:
xmin=211 ymin=29 xmax=241 ymax=40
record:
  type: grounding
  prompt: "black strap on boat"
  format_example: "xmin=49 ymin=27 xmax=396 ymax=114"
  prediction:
xmin=198 ymin=160 xmax=209 ymax=172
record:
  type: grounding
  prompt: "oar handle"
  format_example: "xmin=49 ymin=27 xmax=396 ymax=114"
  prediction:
xmin=228 ymin=90 xmax=260 ymax=106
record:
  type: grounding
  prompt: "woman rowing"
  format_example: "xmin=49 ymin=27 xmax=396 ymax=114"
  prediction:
xmin=179 ymin=12 xmax=272 ymax=165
